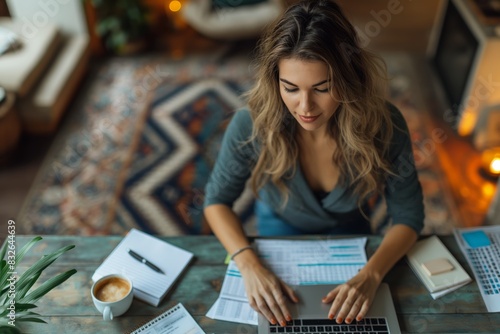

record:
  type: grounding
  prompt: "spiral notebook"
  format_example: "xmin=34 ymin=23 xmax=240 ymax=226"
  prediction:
xmin=131 ymin=303 xmax=205 ymax=334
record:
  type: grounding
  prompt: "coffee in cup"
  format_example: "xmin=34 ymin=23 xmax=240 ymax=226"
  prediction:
xmin=91 ymin=274 xmax=133 ymax=320
xmin=94 ymin=276 xmax=131 ymax=302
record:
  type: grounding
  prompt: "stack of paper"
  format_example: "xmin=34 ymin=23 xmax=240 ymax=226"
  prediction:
xmin=454 ymin=226 xmax=500 ymax=312
xmin=406 ymin=235 xmax=471 ymax=299
xmin=92 ymin=229 xmax=194 ymax=306
xmin=207 ymin=237 xmax=368 ymax=325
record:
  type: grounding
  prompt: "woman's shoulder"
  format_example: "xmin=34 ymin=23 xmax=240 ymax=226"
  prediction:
xmin=386 ymin=101 xmax=405 ymax=125
xmin=385 ymin=101 xmax=410 ymax=136
xmin=232 ymin=107 xmax=253 ymax=124
xmin=225 ymin=107 xmax=255 ymax=141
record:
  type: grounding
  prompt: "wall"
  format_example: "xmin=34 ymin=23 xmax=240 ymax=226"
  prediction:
xmin=285 ymin=0 xmax=441 ymax=53
xmin=143 ymin=0 xmax=441 ymax=53
xmin=40 ymin=0 xmax=441 ymax=55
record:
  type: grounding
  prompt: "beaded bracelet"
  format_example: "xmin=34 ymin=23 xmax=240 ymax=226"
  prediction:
xmin=230 ymin=245 xmax=253 ymax=260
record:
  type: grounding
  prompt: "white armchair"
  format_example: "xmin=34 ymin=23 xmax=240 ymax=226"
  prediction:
xmin=181 ymin=0 xmax=284 ymax=40
xmin=0 ymin=0 xmax=90 ymax=134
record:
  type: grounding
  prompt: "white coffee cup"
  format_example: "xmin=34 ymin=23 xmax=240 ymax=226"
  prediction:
xmin=91 ymin=274 xmax=134 ymax=321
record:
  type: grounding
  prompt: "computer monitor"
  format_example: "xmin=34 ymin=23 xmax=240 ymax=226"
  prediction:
xmin=428 ymin=0 xmax=500 ymax=136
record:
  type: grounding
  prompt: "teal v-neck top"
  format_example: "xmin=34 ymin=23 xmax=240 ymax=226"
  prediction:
xmin=204 ymin=104 xmax=424 ymax=234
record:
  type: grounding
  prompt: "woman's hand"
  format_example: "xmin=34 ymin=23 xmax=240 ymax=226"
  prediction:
xmin=322 ymin=269 xmax=382 ymax=324
xmin=239 ymin=262 xmax=298 ymax=326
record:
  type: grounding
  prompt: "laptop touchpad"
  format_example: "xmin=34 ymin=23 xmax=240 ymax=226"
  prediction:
xmin=289 ymin=285 xmax=335 ymax=319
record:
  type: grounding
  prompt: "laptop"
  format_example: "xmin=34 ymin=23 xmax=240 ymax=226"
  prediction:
xmin=258 ymin=283 xmax=401 ymax=334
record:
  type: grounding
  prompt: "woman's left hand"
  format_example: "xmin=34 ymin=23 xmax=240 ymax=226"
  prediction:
xmin=322 ymin=269 xmax=382 ymax=324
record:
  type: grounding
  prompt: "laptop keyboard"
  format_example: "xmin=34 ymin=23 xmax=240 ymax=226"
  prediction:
xmin=268 ymin=317 xmax=389 ymax=334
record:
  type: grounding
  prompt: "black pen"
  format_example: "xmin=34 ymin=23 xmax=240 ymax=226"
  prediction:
xmin=127 ymin=248 xmax=165 ymax=274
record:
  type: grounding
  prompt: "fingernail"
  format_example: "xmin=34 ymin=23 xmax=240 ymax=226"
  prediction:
xmin=280 ymin=320 xmax=286 ymax=327
xmin=286 ymin=315 xmax=292 ymax=321
xmin=271 ymin=318 xmax=276 ymax=325
xmin=357 ymin=316 xmax=362 ymax=321
xmin=328 ymin=314 xmax=334 ymax=320
xmin=336 ymin=317 xmax=343 ymax=324
xmin=346 ymin=318 xmax=352 ymax=324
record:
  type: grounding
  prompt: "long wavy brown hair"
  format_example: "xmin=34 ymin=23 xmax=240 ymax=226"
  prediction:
xmin=245 ymin=0 xmax=394 ymax=206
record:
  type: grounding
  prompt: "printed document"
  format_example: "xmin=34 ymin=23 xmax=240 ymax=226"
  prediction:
xmin=454 ymin=226 xmax=500 ymax=312
xmin=207 ymin=238 xmax=367 ymax=325
xmin=131 ymin=303 xmax=205 ymax=334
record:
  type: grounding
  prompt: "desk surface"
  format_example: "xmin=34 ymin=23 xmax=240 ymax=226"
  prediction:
xmin=5 ymin=235 xmax=499 ymax=334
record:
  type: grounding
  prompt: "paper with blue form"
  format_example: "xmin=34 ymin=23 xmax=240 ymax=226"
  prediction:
xmin=454 ymin=226 xmax=500 ymax=312
xmin=206 ymin=237 xmax=368 ymax=325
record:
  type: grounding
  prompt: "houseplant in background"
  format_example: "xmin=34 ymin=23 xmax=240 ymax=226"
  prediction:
xmin=90 ymin=0 xmax=151 ymax=54
xmin=0 ymin=236 xmax=77 ymax=333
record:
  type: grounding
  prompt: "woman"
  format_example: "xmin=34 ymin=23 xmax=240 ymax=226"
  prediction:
xmin=203 ymin=0 xmax=424 ymax=327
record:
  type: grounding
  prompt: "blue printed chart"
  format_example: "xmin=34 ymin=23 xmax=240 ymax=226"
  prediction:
xmin=206 ymin=238 xmax=368 ymax=324
xmin=454 ymin=226 xmax=500 ymax=312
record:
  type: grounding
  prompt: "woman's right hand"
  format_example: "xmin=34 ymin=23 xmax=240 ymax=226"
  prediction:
xmin=237 ymin=260 xmax=299 ymax=326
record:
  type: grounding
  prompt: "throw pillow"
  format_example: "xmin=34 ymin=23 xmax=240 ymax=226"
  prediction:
xmin=212 ymin=0 xmax=268 ymax=9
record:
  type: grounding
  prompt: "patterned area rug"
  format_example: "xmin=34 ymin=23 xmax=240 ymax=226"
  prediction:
xmin=116 ymin=78 xmax=255 ymax=235
xmin=18 ymin=52 xmax=458 ymax=236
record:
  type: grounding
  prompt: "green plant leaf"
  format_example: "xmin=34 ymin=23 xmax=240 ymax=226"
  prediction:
xmin=22 ymin=269 xmax=77 ymax=304
xmin=12 ymin=310 xmax=42 ymax=318
xmin=0 ymin=302 xmax=41 ymax=325
xmin=0 ymin=237 xmax=9 ymax=262
xmin=0 ymin=260 xmax=15 ymax=295
xmin=15 ymin=237 xmax=43 ymax=265
xmin=0 ymin=307 xmax=10 ymax=318
xmin=15 ymin=245 xmax=75 ymax=292
xmin=0 ymin=325 xmax=21 ymax=334
xmin=16 ymin=317 xmax=47 ymax=324
xmin=0 ymin=282 xmax=9 ymax=305
xmin=10 ymin=303 xmax=37 ymax=311
xmin=16 ymin=272 xmax=41 ymax=300
xmin=0 ymin=237 xmax=42 ymax=292
xmin=0 ymin=269 xmax=16 ymax=305
xmin=0 ymin=303 xmax=38 ymax=318
xmin=0 ymin=237 xmax=77 ymax=331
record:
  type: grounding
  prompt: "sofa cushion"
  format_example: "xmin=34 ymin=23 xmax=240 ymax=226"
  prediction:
xmin=18 ymin=35 xmax=90 ymax=133
xmin=182 ymin=0 xmax=283 ymax=40
xmin=0 ymin=18 xmax=61 ymax=97
xmin=212 ymin=0 xmax=267 ymax=9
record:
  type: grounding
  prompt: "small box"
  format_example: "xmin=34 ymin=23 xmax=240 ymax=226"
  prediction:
xmin=422 ymin=258 xmax=454 ymax=276
xmin=406 ymin=235 xmax=472 ymax=294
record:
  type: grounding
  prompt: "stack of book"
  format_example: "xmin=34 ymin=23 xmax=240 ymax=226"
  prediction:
xmin=406 ymin=235 xmax=472 ymax=299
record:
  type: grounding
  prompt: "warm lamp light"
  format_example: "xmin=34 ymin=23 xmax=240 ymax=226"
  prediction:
xmin=474 ymin=105 xmax=500 ymax=180
xmin=481 ymin=148 xmax=500 ymax=179
xmin=489 ymin=155 xmax=500 ymax=175
xmin=458 ymin=110 xmax=477 ymax=136
xmin=168 ymin=0 xmax=182 ymax=12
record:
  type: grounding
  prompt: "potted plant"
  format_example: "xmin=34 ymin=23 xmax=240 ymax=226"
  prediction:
xmin=0 ymin=236 xmax=77 ymax=333
xmin=90 ymin=0 xmax=151 ymax=54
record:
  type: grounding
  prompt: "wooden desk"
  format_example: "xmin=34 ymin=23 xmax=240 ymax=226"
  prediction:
xmin=5 ymin=235 xmax=499 ymax=333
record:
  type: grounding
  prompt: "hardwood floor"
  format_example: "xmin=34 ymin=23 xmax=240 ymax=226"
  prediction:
xmin=0 ymin=134 xmax=55 ymax=238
